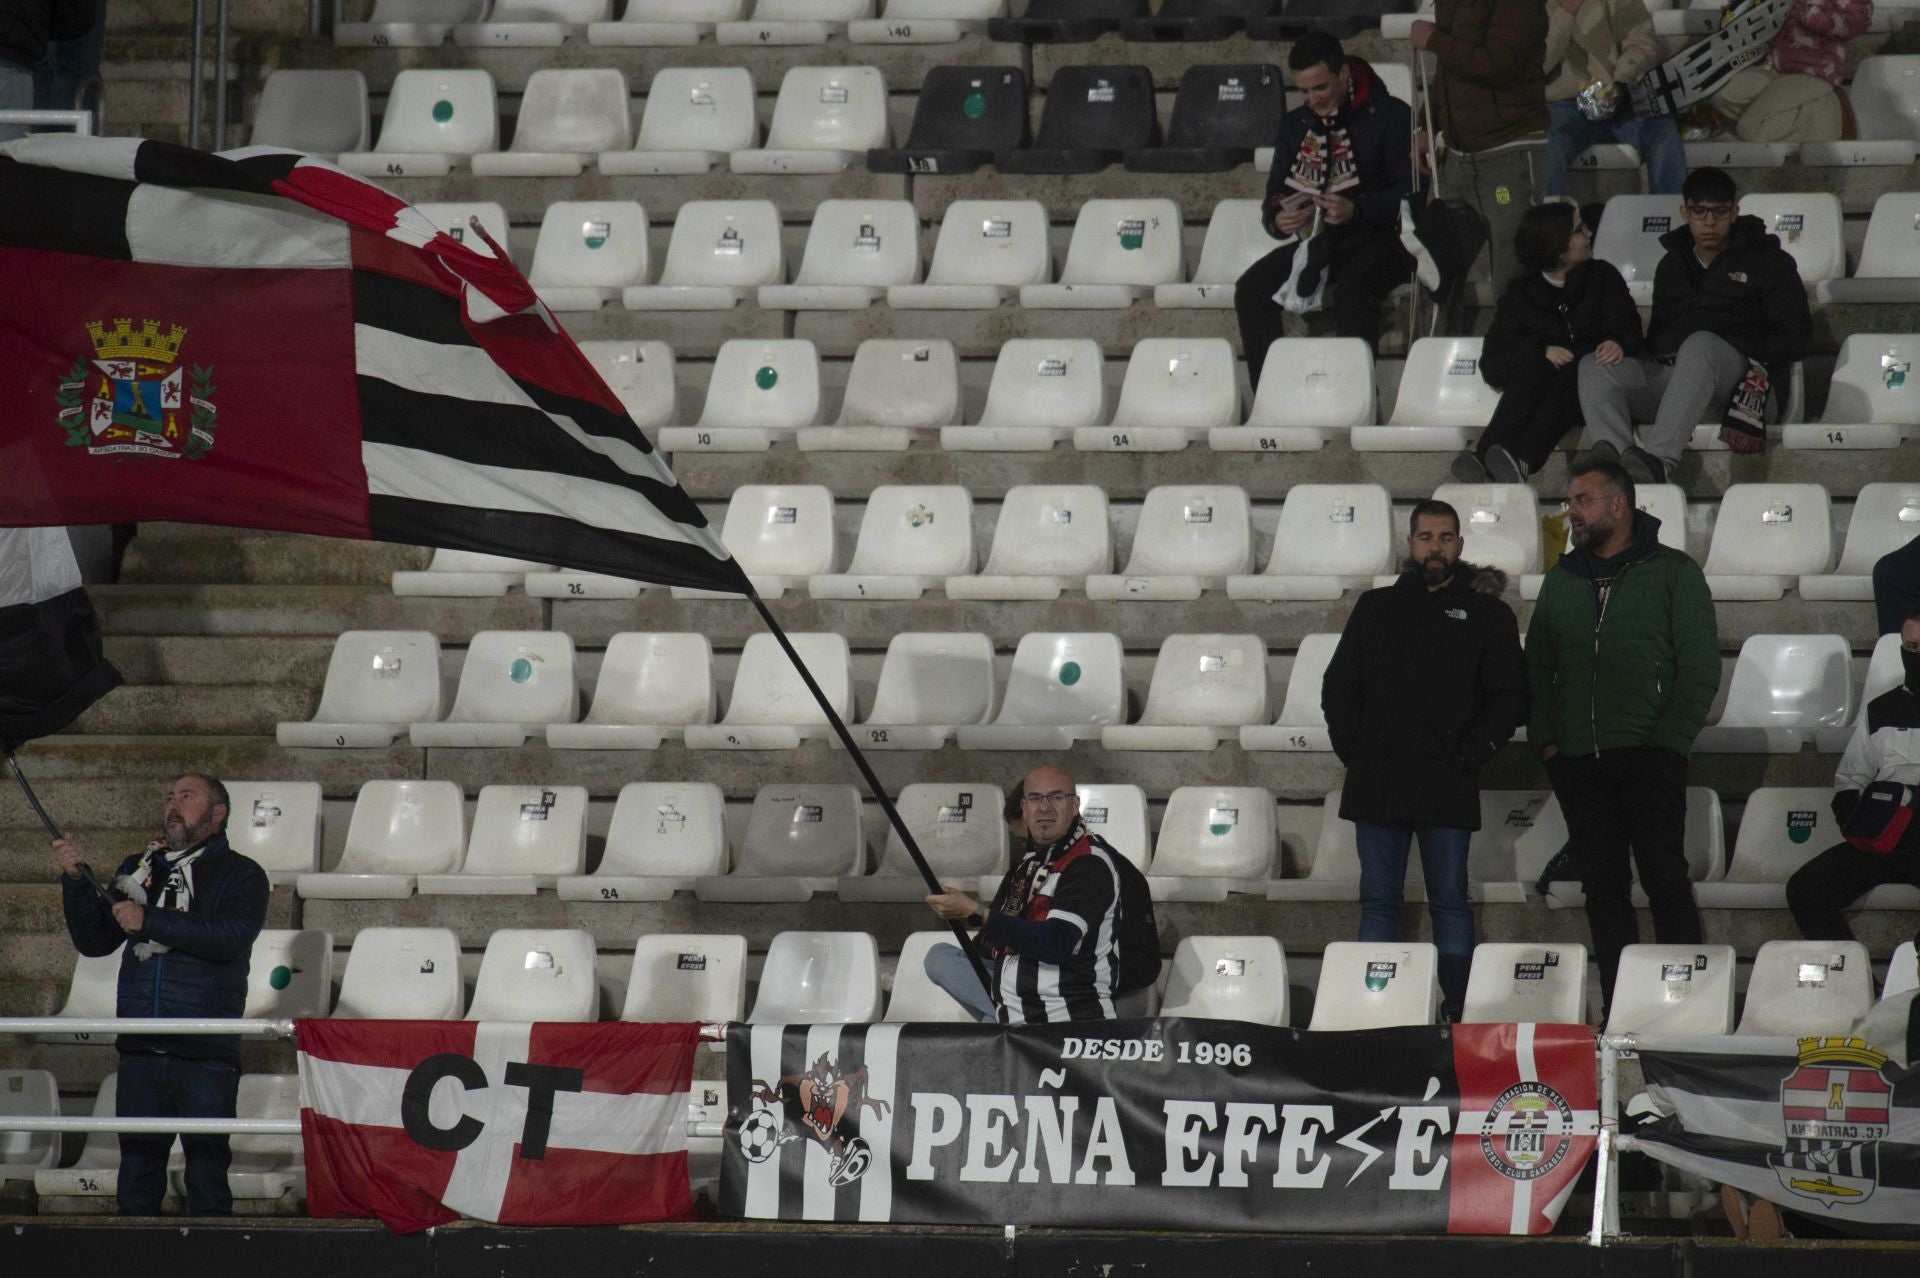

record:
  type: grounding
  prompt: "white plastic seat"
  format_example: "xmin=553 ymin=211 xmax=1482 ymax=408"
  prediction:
xmin=1735 ymin=940 xmax=1875 ymax=1036
xmin=336 ymin=0 xmax=484 ymax=47
xmin=1804 ymin=56 xmax=1920 ymax=164
xmin=1078 ymin=339 xmax=1239 ymax=452
xmin=624 ymin=200 xmax=782 ymax=311
xmin=1534 ymin=786 xmax=1728 ymax=908
xmin=418 ymin=784 xmax=588 ymax=895
xmin=683 ymin=631 xmax=851 ymax=748
xmin=526 ymin=200 xmax=649 ymax=311
xmin=1593 ymin=194 xmax=1681 ymax=304
xmin=1818 ymin=194 xmax=1920 ymax=303
xmin=1241 ymin=632 xmax=1340 ymax=751
xmin=839 ymin=782 xmax=1009 ymax=901
xmin=338 ymin=69 xmax=497 ymax=178
xmin=224 ymin=781 xmax=321 ymax=883
xmin=846 ymin=631 xmax=996 ymax=749
xmin=1789 ymin=335 xmax=1920 ymax=450
xmin=408 ymin=630 xmax=577 ymax=747
xmin=474 ymin=69 xmax=631 ymax=176
xmin=1267 ymin=792 xmax=1367 ymax=902
xmin=391 ymin=548 xmax=552 ymax=596
xmin=720 ymin=0 xmax=873 ymax=44
xmin=946 ymin=484 xmax=1110 ymax=598
xmin=1461 ymin=943 xmax=1589 ymax=1024
xmin=731 ymin=66 xmax=889 ymax=174
xmin=698 ymin=786 xmax=865 ymax=902
xmin=1694 ymin=787 xmax=1845 ymax=909
xmin=1814 ymin=632 xmax=1908 ymax=752
xmin=1216 ymin=337 xmax=1375 ymax=452
xmin=1308 ymin=942 xmax=1440 ymax=1030
xmin=957 ymin=632 xmax=1125 ymax=750
xmin=1072 ymin=783 xmax=1152 ymax=870
xmin=662 ymin=342 xmax=822 ymax=453
xmin=1605 ymin=944 xmax=1737 ymax=1036
xmin=1694 ymin=633 xmax=1853 ymax=753
xmin=759 ymin=200 xmax=921 ymax=310
xmin=675 ymin=485 xmax=834 ymax=598
xmin=1159 ymin=937 xmax=1288 ymax=1024
xmin=942 ymin=340 xmax=1109 ymax=452
xmin=889 ymin=199 xmax=1050 ymax=309
xmin=589 ymin=0 xmax=746 ymax=44
xmin=801 ymin=340 xmax=961 ymax=451
xmin=1087 ymin=484 xmax=1252 ymax=599
xmin=411 ymin=201 xmax=510 ymax=255
xmin=1430 ymin=483 xmax=1544 ymax=577
xmin=621 ymin=934 xmax=748 ymax=1021
xmin=244 ymin=929 xmax=333 ymax=1019
xmin=1355 ymin=337 xmax=1500 ymax=451
xmin=1735 ymin=194 xmax=1844 ymax=284
xmin=558 ymin=781 xmax=728 ymax=901
xmin=884 ymin=933 xmax=980 ymax=1023
xmin=1145 ymin=787 xmax=1277 ymax=902
xmin=601 ymin=68 xmax=756 ymax=174
xmin=454 ymin=0 xmax=610 ymax=45
xmin=747 ymin=931 xmax=881 ymax=1023
xmin=547 ymin=632 xmax=715 ymax=749
xmin=250 ymin=70 xmax=369 ymax=156
xmin=33 ymin=1076 xmax=179 ymax=1198
xmin=277 ymin=630 xmax=442 ymax=748
xmin=573 ymin=338 xmax=677 ymax=434
xmin=1884 ymin=940 xmax=1920 ymax=1000
xmin=47 ymin=948 xmax=121 ymax=1043
xmin=216 ymin=1074 xmax=305 ymax=1203
xmin=1101 ymin=633 xmax=1268 ymax=751
xmin=1228 ymin=484 xmax=1394 ymax=600
xmin=1701 ymin=483 xmax=1834 ymax=599
xmin=1156 ymin=199 xmax=1269 ymax=309
xmin=850 ymin=0 xmax=1005 ymax=42
xmin=0 ymin=1071 xmax=59 ymax=1183
xmin=466 ymin=930 xmax=600 ymax=1021
xmin=1521 ymin=483 xmax=1686 ymax=598
xmin=334 ymin=928 xmax=465 ymax=1019
xmin=1801 ymin=484 xmax=1920 ymax=599
xmin=812 ymin=485 xmax=973 ymax=598
xmin=1020 ymin=199 xmax=1184 ymax=309
xmin=296 ymin=780 xmax=465 ymax=900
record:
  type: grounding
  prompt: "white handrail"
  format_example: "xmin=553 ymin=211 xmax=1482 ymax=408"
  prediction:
xmin=0 ymin=1017 xmax=293 ymax=1036
xmin=0 ymin=109 xmax=94 ymax=134
xmin=0 ymin=1116 xmax=729 ymax=1138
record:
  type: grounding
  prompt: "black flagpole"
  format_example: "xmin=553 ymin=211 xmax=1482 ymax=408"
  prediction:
xmin=5 ymin=744 xmax=116 ymax=906
xmin=740 ymin=586 xmax=996 ymax=996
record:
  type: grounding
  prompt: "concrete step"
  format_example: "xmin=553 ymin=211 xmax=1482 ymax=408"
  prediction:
xmin=103 ymin=636 xmax=336 ymax=688
xmin=5 ymin=735 xmax=419 ymax=787
xmin=120 ymin=529 xmax=427 ymax=586
xmin=0 ymin=883 xmax=302 ymax=934
xmin=66 ymin=684 xmax=316 ymax=737
xmin=0 ymin=830 xmax=156 ymax=884
xmin=94 ymin=584 xmax=543 ymax=638
xmin=107 ymin=0 xmax=315 ymax=35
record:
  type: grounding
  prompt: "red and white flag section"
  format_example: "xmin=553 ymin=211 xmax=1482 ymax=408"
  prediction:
xmin=0 ymin=135 xmax=745 ymax=594
xmin=296 ymin=1019 xmax=702 ymax=1233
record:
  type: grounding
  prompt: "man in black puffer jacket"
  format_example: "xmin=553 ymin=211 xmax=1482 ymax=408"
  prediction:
xmin=0 ymin=0 xmax=96 ymax=139
xmin=58 ymin=773 xmax=269 ymax=1216
xmin=1577 ymin=166 xmax=1812 ymax=483
xmin=1322 ymin=500 xmax=1529 ymax=1018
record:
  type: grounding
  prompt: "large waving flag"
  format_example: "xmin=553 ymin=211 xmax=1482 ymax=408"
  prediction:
xmin=0 ymin=526 xmax=121 ymax=747
xmin=0 ymin=136 xmax=745 ymax=594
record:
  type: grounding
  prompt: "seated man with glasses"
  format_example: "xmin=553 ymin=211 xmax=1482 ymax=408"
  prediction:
xmin=923 ymin=765 xmax=1161 ymax=1025
xmin=1575 ymin=166 xmax=1811 ymax=483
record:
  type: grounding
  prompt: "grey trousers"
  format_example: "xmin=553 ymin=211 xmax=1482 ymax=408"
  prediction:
xmin=1438 ymin=139 xmax=1544 ymax=288
xmin=1576 ymin=331 xmax=1751 ymax=465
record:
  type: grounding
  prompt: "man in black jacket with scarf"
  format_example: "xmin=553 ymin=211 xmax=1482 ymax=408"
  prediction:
xmin=58 ymin=773 xmax=269 ymax=1216
xmin=1235 ymin=29 xmax=1415 ymax=389
xmin=1322 ymin=501 xmax=1529 ymax=1019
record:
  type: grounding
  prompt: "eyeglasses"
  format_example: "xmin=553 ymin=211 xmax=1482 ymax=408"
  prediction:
xmin=1022 ymin=791 xmax=1074 ymax=807
xmin=1571 ymin=221 xmax=1590 ymax=238
xmin=1684 ymin=204 xmax=1735 ymax=224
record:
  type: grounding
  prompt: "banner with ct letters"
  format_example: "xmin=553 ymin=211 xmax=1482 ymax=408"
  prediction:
xmin=721 ymin=1019 xmax=1598 ymax=1234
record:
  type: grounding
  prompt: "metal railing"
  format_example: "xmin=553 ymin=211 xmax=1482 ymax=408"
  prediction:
xmin=0 ymin=110 xmax=95 ymax=135
xmin=187 ymin=0 xmax=232 ymax=151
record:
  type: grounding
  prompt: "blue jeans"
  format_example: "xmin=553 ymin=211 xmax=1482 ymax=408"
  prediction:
xmin=1354 ymin=822 xmax=1474 ymax=1017
xmin=0 ymin=58 xmax=34 ymax=144
xmin=924 ymin=941 xmax=1001 ymax=1024
xmin=116 ymin=1051 xmax=239 ymax=1215
xmin=1544 ymin=98 xmax=1686 ymax=198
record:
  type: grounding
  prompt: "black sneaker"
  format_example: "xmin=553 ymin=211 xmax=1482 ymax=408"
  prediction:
xmin=1484 ymin=443 xmax=1527 ymax=483
xmin=1450 ymin=449 xmax=1489 ymax=483
xmin=1622 ymin=445 xmax=1667 ymax=484
xmin=1574 ymin=439 xmax=1619 ymax=468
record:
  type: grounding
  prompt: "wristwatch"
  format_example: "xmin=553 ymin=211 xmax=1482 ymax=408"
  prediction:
xmin=966 ymin=909 xmax=984 ymax=929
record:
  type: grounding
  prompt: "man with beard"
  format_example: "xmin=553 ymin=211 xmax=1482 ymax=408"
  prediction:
xmin=1786 ymin=609 xmax=1920 ymax=940
xmin=1527 ymin=460 xmax=1718 ymax=1017
xmin=922 ymin=764 xmax=1160 ymax=1024
xmin=1321 ymin=500 xmax=1528 ymax=1020
xmin=57 ymin=773 xmax=269 ymax=1215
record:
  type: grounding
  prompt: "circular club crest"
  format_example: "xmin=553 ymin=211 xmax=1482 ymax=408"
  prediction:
xmin=1479 ymin=1081 xmax=1574 ymax=1181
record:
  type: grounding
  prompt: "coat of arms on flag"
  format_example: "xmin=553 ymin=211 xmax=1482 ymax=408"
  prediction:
xmin=59 ymin=317 xmax=217 ymax=460
xmin=1771 ymin=1036 xmax=1894 ymax=1207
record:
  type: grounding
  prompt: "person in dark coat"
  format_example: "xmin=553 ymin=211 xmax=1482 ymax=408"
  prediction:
xmin=1235 ymin=30 xmax=1415 ymax=387
xmin=1322 ymin=500 xmax=1530 ymax=1018
xmin=1455 ymin=202 xmax=1643 ymax=482
xmin=57 ymin=774 xmax=270 ymax=1216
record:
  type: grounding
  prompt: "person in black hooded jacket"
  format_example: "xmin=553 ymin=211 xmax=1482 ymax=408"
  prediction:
xmin=1321 ymin=500 xmax=1529 ymax=1019
xmin=0 ymin=0 xmax=95 ymax=139
xmin=1454 ymin=202 xmax=1642 ymax=482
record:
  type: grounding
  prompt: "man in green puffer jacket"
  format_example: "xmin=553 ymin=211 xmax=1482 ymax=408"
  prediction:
xmin=1527 ymin=457 xmax=1719 ymax=1015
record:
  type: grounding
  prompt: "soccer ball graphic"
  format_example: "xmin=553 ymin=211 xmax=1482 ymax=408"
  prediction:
xmin=738 ymin=1105 xmax=785 ymax=1163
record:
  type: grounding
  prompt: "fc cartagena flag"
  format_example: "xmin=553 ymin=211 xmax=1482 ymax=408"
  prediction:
xmin=0 ymin=526 xmax=121 ymax=746
xmin=0 ymin=135 xmax=745 ymax=595
xmin=296 ymin=1019 xmax=702 ymax=1232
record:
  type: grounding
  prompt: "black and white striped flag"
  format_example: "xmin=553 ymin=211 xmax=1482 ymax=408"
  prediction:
xmin=0 ymin=527 xmax=121 ymax=747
